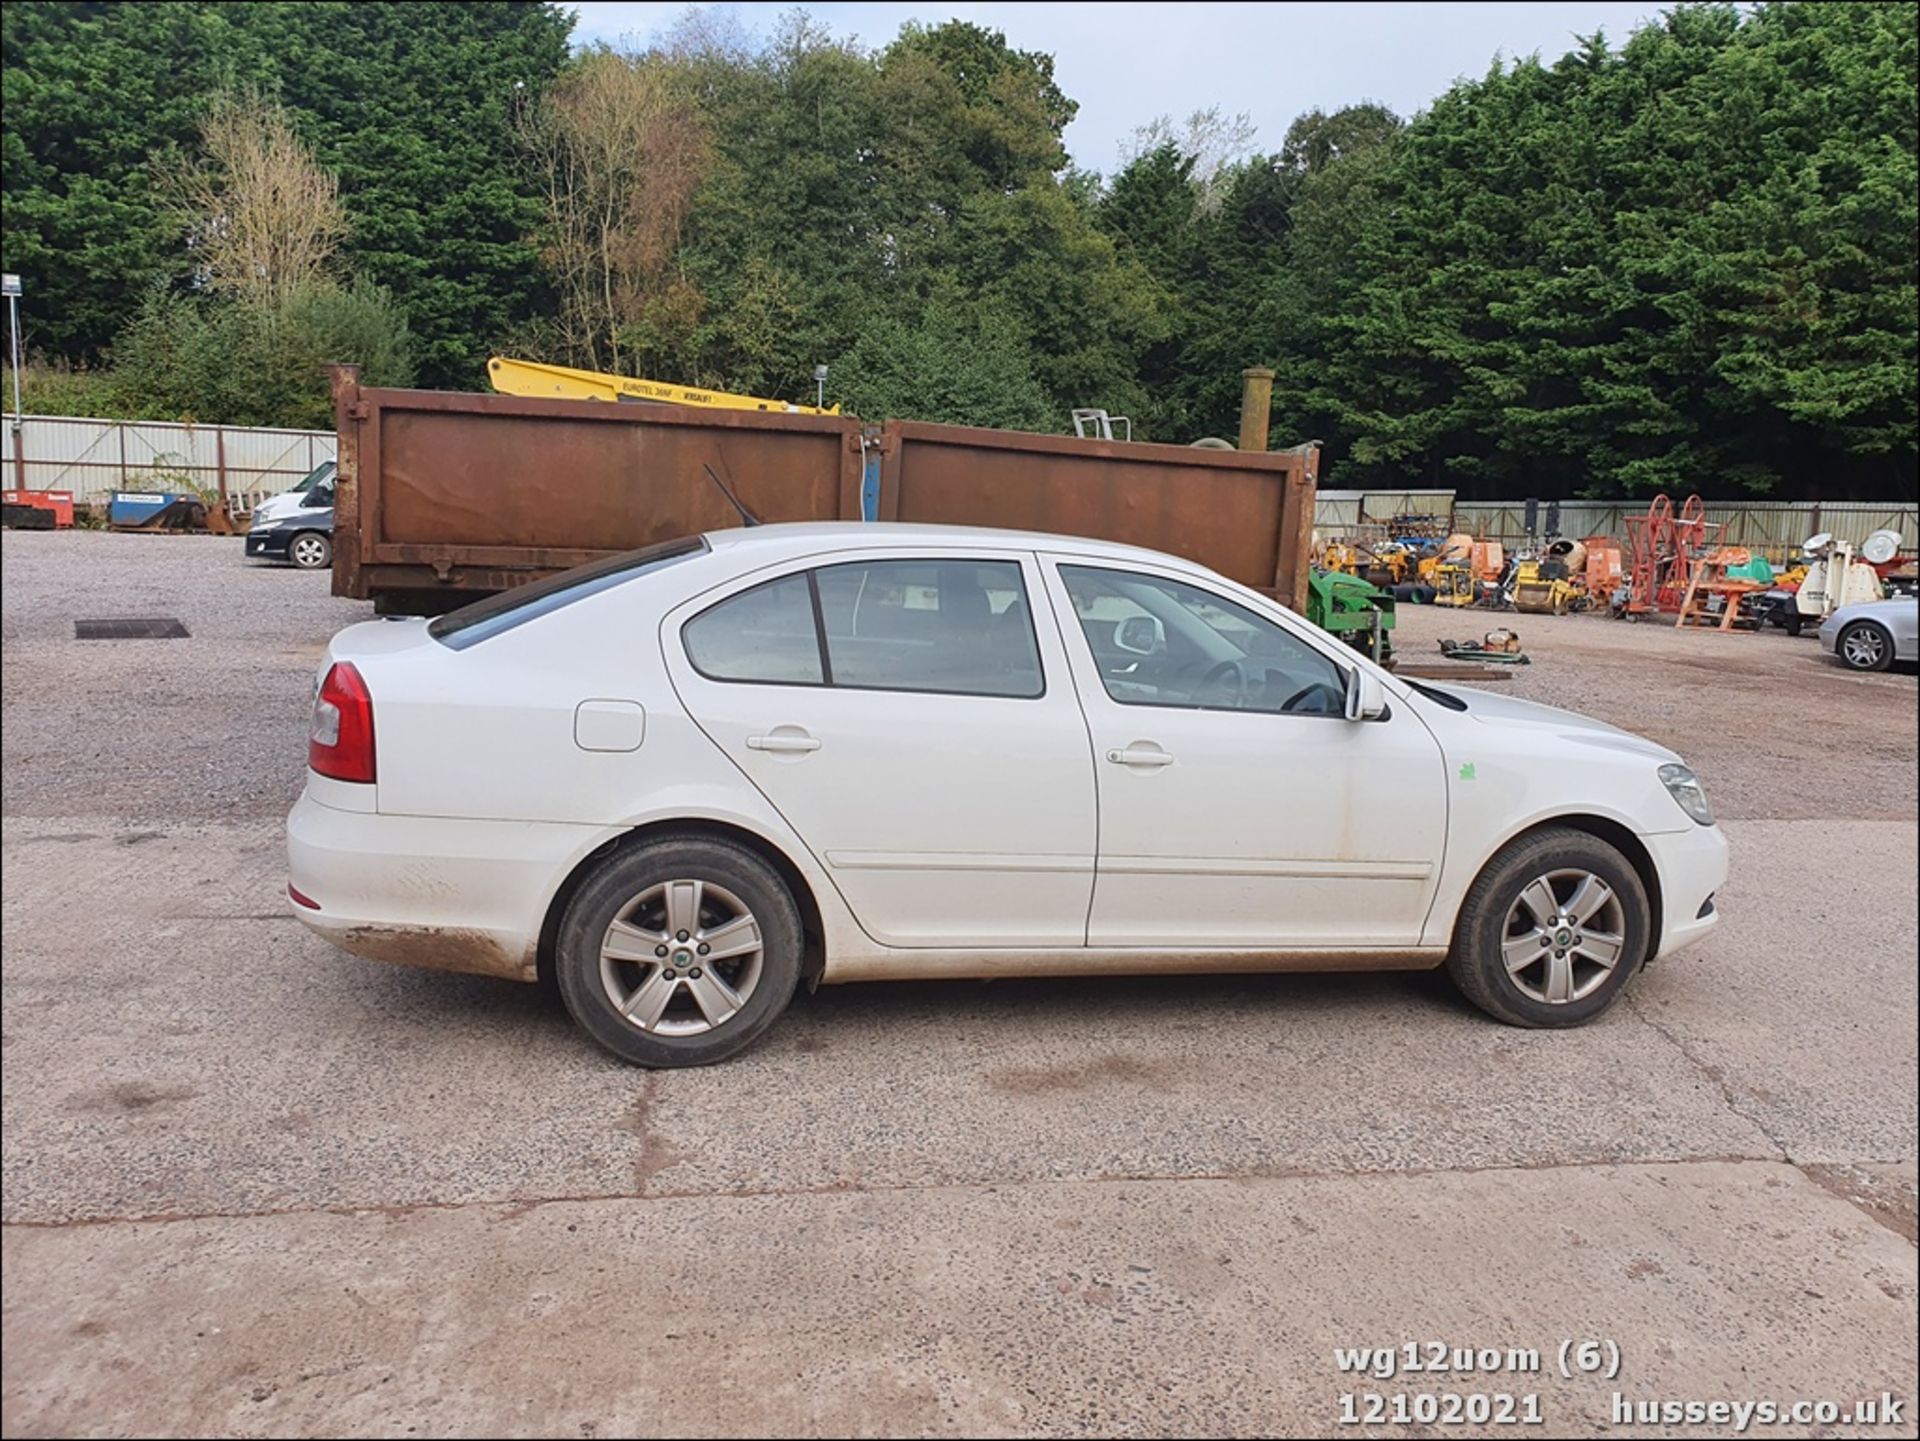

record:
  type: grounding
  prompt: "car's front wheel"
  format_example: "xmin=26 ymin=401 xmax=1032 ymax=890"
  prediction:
xmin=1446 ymin=828 xmax=1652 ymax=1028
xmin=1836 ymin=620 xmax=1894 ymax=672
xmin=556 ymin=836 xmax=803 ymax=1067
xmin=289 ymin=531 xmax=333 ymax=570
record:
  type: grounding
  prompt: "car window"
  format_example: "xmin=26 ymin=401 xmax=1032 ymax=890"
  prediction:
xmin=1059 ymin=564 xmax=1348 ymax=716
xmin=813 ymin=559 xmax=1042 ymax=698
xmin=307 ymin=483 xmax=334 ymax=508
xmin=683 ymin=574 xmax=826 ymax=685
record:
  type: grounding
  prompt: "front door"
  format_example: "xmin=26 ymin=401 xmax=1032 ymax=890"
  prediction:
xmin=1039 ymin=557 xmax=1449 ymax=949
xmin=664 ymin=548 xmax=1097 ymax=949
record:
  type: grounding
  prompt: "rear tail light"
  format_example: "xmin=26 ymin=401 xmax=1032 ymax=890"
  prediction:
xmin=310 ymin=661 xmax=376 ymax=783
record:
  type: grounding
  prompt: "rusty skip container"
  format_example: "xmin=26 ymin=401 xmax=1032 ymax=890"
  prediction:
xmin=330 ymin=366 xmax=1319 ymax=613
xmin=330 ymin=365 xmax=864 ymax=614
xmin=876 ymin=420 xmax=1319 ymax=610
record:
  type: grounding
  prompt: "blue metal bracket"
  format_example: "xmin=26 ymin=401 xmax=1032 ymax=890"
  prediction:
xmin=860 ymin=433 xmax=881 ymax=521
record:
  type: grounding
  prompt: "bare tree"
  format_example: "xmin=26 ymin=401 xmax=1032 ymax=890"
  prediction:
xmin=164 ymin=90 xmax=347 ymax=306
xmin=1123 ymin=106 xmax=1259 ymax=212
xmin=519 ymin=50 xmax=711 ymax=372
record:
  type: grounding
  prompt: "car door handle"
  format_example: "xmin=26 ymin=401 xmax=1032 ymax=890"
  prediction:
xmin=747 ymin=730 xmax=821 ymax=754
xmin=1106 ymin=744 xmax=1174 ymax=768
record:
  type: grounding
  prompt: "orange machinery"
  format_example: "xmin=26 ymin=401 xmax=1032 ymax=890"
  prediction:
xmin=1621 ymin=494 xmax=1712 ymax=616
xmin=1674 ymin=546 xmax=1765 ymax=631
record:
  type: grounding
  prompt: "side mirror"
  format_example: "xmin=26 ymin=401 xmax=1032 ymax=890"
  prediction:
xmin=1114 ymin=613 xmax=1164 ymax=656
xmin=1345 ymin=668 xmax=1389 ymax=721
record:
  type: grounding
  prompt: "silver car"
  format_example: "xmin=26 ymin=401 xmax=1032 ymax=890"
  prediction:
xmin=1818 ymin=594 xmax=1918 ymax=672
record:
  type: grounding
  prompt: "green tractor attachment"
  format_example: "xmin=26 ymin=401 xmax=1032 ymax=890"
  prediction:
xmin=1305 ymin=568 xmax=1396 ymax=665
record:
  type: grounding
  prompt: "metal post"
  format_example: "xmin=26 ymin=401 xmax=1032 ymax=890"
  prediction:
xmin=6 ymin=293 xmax=20 ymax=423
xmin=5 ymin=278 xmax=23 ymax=490
xmin=1237 ymin=367 xmax=1274 ymax=453
xmin=3 ymin=276 xmax=21 ymax=495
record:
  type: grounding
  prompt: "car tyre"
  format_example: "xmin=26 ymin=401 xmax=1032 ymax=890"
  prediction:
xmin=289 ymin=531 xmax=333 ymax=570
xmin=556 ymin=836 xmax=803 ymax=1067
xmin=1446 ymin=827 xmax=1652 ymax=1028
xmin=1835 ymin=620 xmax=1893 ymax=672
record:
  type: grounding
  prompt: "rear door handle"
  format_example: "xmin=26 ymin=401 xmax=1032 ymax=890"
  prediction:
xmin=1106 ymin=743 xmax=1174 ymax=768
xmin=747 ymin=729 xmax=821 ymax=754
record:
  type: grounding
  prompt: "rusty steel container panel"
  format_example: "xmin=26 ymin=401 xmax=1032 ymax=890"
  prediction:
xmin=332 ymin=366 xmax=862 ymax=605
xmin=877 ymin=420 xmax=1319 ymax=609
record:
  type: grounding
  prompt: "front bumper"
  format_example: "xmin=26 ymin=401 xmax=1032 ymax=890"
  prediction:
xmin=287 ymin=789 xmax=612 ymax=982
xmin=1644 ymin=822 xmax=1730 ymax=960
xmin=246 ymin=529 xmax=292 ymax=560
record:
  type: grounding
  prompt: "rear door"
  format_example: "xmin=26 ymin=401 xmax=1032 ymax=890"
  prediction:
xmin=662 ymin=547 xmax=1097 ymax=949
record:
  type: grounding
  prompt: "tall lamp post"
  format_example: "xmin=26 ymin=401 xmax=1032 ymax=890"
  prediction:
xmin=3 ymin=273 xmax=21 ymax=425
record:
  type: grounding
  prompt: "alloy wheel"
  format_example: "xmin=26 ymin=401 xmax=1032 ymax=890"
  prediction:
xmin=598 ymin=879 xmax=764 ymax=1035
xmin=1841 ymin=626 xmax=1887 ymax=669
xmin=1501 ymin=868 xmax=1628 ymax=1004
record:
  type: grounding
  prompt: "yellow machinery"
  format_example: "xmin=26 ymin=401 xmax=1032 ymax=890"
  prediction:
xmin=487 ymin=356 xmax=841 ymax=415
xmin=1421 ymin=533 xmax=1489 ymax=607
xmin=1425 ymin=558 xmax=1479 ymax=606
xmin=1364 ymin=542 xmax=1419 ymax=587
xmin=1511 ymin=558 xmax=1581 ymax=614
xmin=1319 ymin=538 xmax=1364 ymax=574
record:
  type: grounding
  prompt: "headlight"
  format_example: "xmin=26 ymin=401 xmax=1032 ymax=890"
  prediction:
xmin=1658 ymin=763 xmax=1714 ymax=826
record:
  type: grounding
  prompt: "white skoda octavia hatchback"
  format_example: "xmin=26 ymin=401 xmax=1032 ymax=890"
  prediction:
xmin=289 ymin=523 xmax=1727 ymax=1067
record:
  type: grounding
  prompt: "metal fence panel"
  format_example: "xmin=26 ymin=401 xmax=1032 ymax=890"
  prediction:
xmin=1313 ymin=495 xmax=1362 ymax=531
xmin=2 ymin=413 xmax=335 ymax=513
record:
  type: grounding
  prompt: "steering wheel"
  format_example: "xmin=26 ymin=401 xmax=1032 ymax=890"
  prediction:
xmin=1199 ymin=659 xmax=1249 ymax=706
xmin=1280 ymin=680 xmax=1345 ymax=715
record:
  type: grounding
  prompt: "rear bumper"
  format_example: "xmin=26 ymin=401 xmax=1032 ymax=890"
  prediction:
xmin=1644 ymin=823 xmax=1730 ymax=960
xmin=286 ymin=789 xmax=611 ymax=982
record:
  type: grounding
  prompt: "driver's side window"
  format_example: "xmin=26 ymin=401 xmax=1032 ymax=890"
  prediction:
xmin=1058 ymin=564 xmax=1347 ymax=716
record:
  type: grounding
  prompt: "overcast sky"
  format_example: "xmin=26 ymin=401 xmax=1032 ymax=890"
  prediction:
xmin=565 ymin=1 xmax=1672 ymax=172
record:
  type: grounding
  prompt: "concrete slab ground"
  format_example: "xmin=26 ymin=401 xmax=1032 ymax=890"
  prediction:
xmin=5 ymin=1164 xmax=1914 ymax=1438
xmin=3 ymin=533 xmax=1915 ymax=1437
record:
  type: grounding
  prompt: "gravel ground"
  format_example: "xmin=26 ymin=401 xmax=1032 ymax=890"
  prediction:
xmin=3 ymin=528 xmax=1914 ymax=1438
xmin=1 ymin=531 xmax=370 ymax=821
xmin=1389 ymin=601 xmax=1917 ymax=822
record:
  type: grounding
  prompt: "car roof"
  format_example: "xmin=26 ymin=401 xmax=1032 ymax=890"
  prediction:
xmin=701 ymin=520 xmax=1197 ymax=570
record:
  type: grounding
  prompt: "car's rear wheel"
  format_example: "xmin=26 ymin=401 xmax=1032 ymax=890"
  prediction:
xmin=1446 ymin=828 xmax=1652 ymax=1028
xmin=289 ymin=531 xmax=332 ymax=570
xmin=1836 ymin=620 xmax=1893 ymax=672
xmin=556 ymin=836 xmax=802 ymax=1067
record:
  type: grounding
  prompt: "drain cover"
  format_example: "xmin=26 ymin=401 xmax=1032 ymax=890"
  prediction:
xmin=74 ymin=617 xmax=190 ymax=640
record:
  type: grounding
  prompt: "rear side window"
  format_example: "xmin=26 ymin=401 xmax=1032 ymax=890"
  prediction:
xmin=814 ymin=559 xmax=1042 ymax=697
xmin=430 ymin=536 xmax=707 ymax=651
xmin=681 ymin=557 xmax=1044 ymax=698
xmin=682 ymin=574 xmax=825 ymax=685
